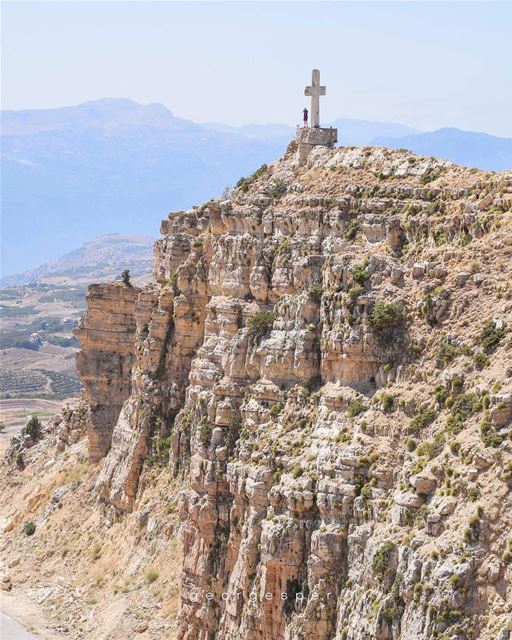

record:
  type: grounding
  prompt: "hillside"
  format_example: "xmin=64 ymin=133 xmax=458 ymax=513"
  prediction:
xmin=1 ymin=99 xmax=288 ymax=277
xmin=1 ymin=234 xmax=154 ymax=287
xmin=373 ymin=127 xmax=512 ymax=172
xmin=1 ymin=144 xmax=511 ymax=640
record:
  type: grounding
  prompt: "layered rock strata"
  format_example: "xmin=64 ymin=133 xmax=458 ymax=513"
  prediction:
xmin=76 ymin=145 xmax=512 ymax=639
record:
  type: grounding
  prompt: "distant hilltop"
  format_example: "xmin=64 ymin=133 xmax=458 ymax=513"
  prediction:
xmin=1 ymin=233 xmax=154 ymax=288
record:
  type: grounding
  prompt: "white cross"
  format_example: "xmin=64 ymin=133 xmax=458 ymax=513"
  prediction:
xmin=304 ymin=68 xmax=326 ymax=128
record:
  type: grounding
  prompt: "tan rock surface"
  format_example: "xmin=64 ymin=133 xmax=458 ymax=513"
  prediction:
xmin=3 ymin=145 xmax=512 ymax=640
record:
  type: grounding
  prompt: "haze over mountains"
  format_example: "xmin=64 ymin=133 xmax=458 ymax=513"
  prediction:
xmin=1 ymin=234 xmax=154 ymax=288
xmin=2 ymin=98 xmax=511 ymax=277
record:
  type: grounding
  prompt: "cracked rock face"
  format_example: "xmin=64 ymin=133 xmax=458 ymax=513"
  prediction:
xmin=76 ymin=145 xmax=512 ymax=639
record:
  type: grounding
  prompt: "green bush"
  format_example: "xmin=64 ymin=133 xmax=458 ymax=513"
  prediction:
xmin=380 ymin=392 xmax=395 ymax=413
xmin=473 ymin=351 xmax=490 ymax=369
xmin=348 ymin=399 xmax=367 ymax=418
xmin=265 ymin=180 xmax=287 ymax=199
xmin=436 ymin=338 xmax=462 ymax=367
xmin=480 ymin=413 xmax=504 ymax=448
xmin=369 ymin=301 xmax=406 ymax=333
xmin=248 ymin=311 xmax=275 ymax=339
xmin=199 ymin=419 xmax=214 ymax=446
xmin=308 ymin=284 xmax=323 ymax=304
xmin=373 ymin=541 xmax=394 ymax=582
xmin=408 ymin=407 xmax=437 ymax=434
xmin=23 ymin=520 xmax=36 ymax=536
xmin=343 ymin=222 xmax=360 ymax=241
xmin=22 ymin=415 xmax=42 ymax=441
xmin=236 ymin=164 xmax=268 ymax=192
xmin=351 ymin=262 xmax=369 ymax=286
xmin=144 ymin=570 xmax=159 ymax=584
xmin=478 ymin=319 xmax=505 ymax=353
xmin=446 ymin=393 xmax=481 ymax=435
xmin=291 ymin=465 xmax=303 ymax=479
xmin=225 ymin=417 xmax=241 ymax=450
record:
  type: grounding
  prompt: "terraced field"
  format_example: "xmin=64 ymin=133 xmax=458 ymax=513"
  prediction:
xmin=0 ymin=284 xmax=85 ymax=407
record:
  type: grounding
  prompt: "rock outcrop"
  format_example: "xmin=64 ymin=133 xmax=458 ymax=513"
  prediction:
xmin=73 ymin=145 xmax=512 ymax=639
xmin=75 ymin=282 xmax=140 ymax=460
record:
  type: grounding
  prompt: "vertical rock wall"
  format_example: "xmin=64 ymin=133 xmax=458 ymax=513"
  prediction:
xmin=75 ymin=146 xmax=512 ymax=639
xmin=75 ymin=282 xmax=140 ymax=461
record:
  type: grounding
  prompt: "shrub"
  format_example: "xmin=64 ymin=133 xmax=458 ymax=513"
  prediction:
xmin=270 ymin=403 xmax=283 ymax=417
xmin=436 ymin=338 xmax=462 ymax=367
xmin=236 ymin=164 xmax=268 ymax=192
xmin=121 ymin=269 xmax=131 ymax=286
xmin=369 ymin=301 xmax=406 ymax=333
xmin=416 ymin=434 xmax=445 ymax=461
xmin=347 ymin=284 xmax=365 ymax=305
xmin=265 ymin=179 xmax=287 ymax=199
xmin=420 ymin=170 xmax=440 ymax=185
xmin=406 ymin=438 xmax=417 ymax=452
xmin=373 ymin=541 xmax=395 ymax=582
xmin=447 ymin=393 xmax=481 ymax=435
xmin=478 ymin=319 xmax=505 ymax=353
xmin=199 ymin=419 xmax=213 ymax=446
xmin=380 ymin=392 xmax=395 ymax=413
xmin=467 ymin=485 xmax=480 ymax=501
xmin=144 ymin=570 xmax=159 ymax=584
xmin=22 ymin=415 xmax=42 ymax=441
xmin=348 ymin=399 xmax=367 ymax=418
xmin=343 ymin=222 xmax=360 ymax=241
xmin=225 ymin=417 xmax=241 ymax=450
xmin=248 ymin=311 xmax=275 ymax=339
xmin=503 ymin=550 xmax=512 ymax=564
xmin=308 ymin=284 xmax=323 ymax=304
xmin=408 ymin=407 xmax=437 ymax=434
xmin=23 ymin=520 xmax=36 ymax=536
xmin=351 ymin=262 xmax=369 ymax=286
xmin=473 ymin=351 xmax=490 ymax=369
xmin=291 ymin=465 xmax=303 ymax=479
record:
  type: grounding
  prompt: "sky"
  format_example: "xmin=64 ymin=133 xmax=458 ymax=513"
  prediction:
xmin=2 ymin=1 xmax=512 ymax=136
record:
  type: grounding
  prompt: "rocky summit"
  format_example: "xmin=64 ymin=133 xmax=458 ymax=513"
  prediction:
xmin=2 ymin=143 xmax=512 ymax=640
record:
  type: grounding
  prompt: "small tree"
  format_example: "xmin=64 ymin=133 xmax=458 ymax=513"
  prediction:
xmin=22 ymin=415 xmax=42 ymax=441
xmin=121 ymin=269 xmax=131 ymax=286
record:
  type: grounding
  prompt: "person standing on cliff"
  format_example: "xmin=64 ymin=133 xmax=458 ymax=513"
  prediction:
xmin=303 ymin=107 xmax=308 ymax=127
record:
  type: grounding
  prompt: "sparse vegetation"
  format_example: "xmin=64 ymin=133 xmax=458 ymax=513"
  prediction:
xmin=247 ymin=311 xmax=275 ymax=339
xmin=373 ymin=541 xmax=394 ymax=582
xmin=121 ymin=269 xmax=131 ymax=286
xmin=236 ymin=164 xmax=268 ymax=192
xmin=478 ymin=319 xmax=505 ymax=353
xmin=23 ymin=520 xmax=36 ymax=536
xmin=348 ymin=399 xmax=367 ymax=418
xmin=408 ymin=406 xmax=437 ymax=434
xmin=144 ymin=570 xmax=159 ymax=585
xmin=369 ymin=301 xmax=406 ymax=333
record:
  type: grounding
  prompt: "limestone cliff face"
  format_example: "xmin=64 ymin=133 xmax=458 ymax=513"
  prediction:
xmin=76 ymin=145 xmax=512 ymax=639
xmin=75 ymin=282 xmax=140 ymax=461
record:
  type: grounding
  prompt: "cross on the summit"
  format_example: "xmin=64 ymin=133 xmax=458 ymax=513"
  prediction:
xmin=304 ymin=69 xmax=326 ymax=128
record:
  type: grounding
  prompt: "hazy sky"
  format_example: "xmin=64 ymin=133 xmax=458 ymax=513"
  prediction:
xmin=2 ymin=1 xmax=512 ymax=136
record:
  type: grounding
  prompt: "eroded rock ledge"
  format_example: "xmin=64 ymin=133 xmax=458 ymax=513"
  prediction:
xmin=76 ymin=145 xmax=512 ymax=639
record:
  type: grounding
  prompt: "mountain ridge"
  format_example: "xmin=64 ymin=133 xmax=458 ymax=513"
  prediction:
xmin=1 ymin=233 xmax=154 ymax=287
xmin=2 ymin=99 xmax=511 ymax=277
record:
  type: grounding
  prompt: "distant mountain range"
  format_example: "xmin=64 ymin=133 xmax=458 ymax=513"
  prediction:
xmin=1 ymin=234 xmax=154 ymax=288
xmin=2 ymin=98 xmax=511 ymax=276
xmin=373 ymin=127 xmax=512 ymax=172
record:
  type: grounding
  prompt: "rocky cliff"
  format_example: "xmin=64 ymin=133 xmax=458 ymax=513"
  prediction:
xmin=4 ymin=143 xmax=512 ymax=640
